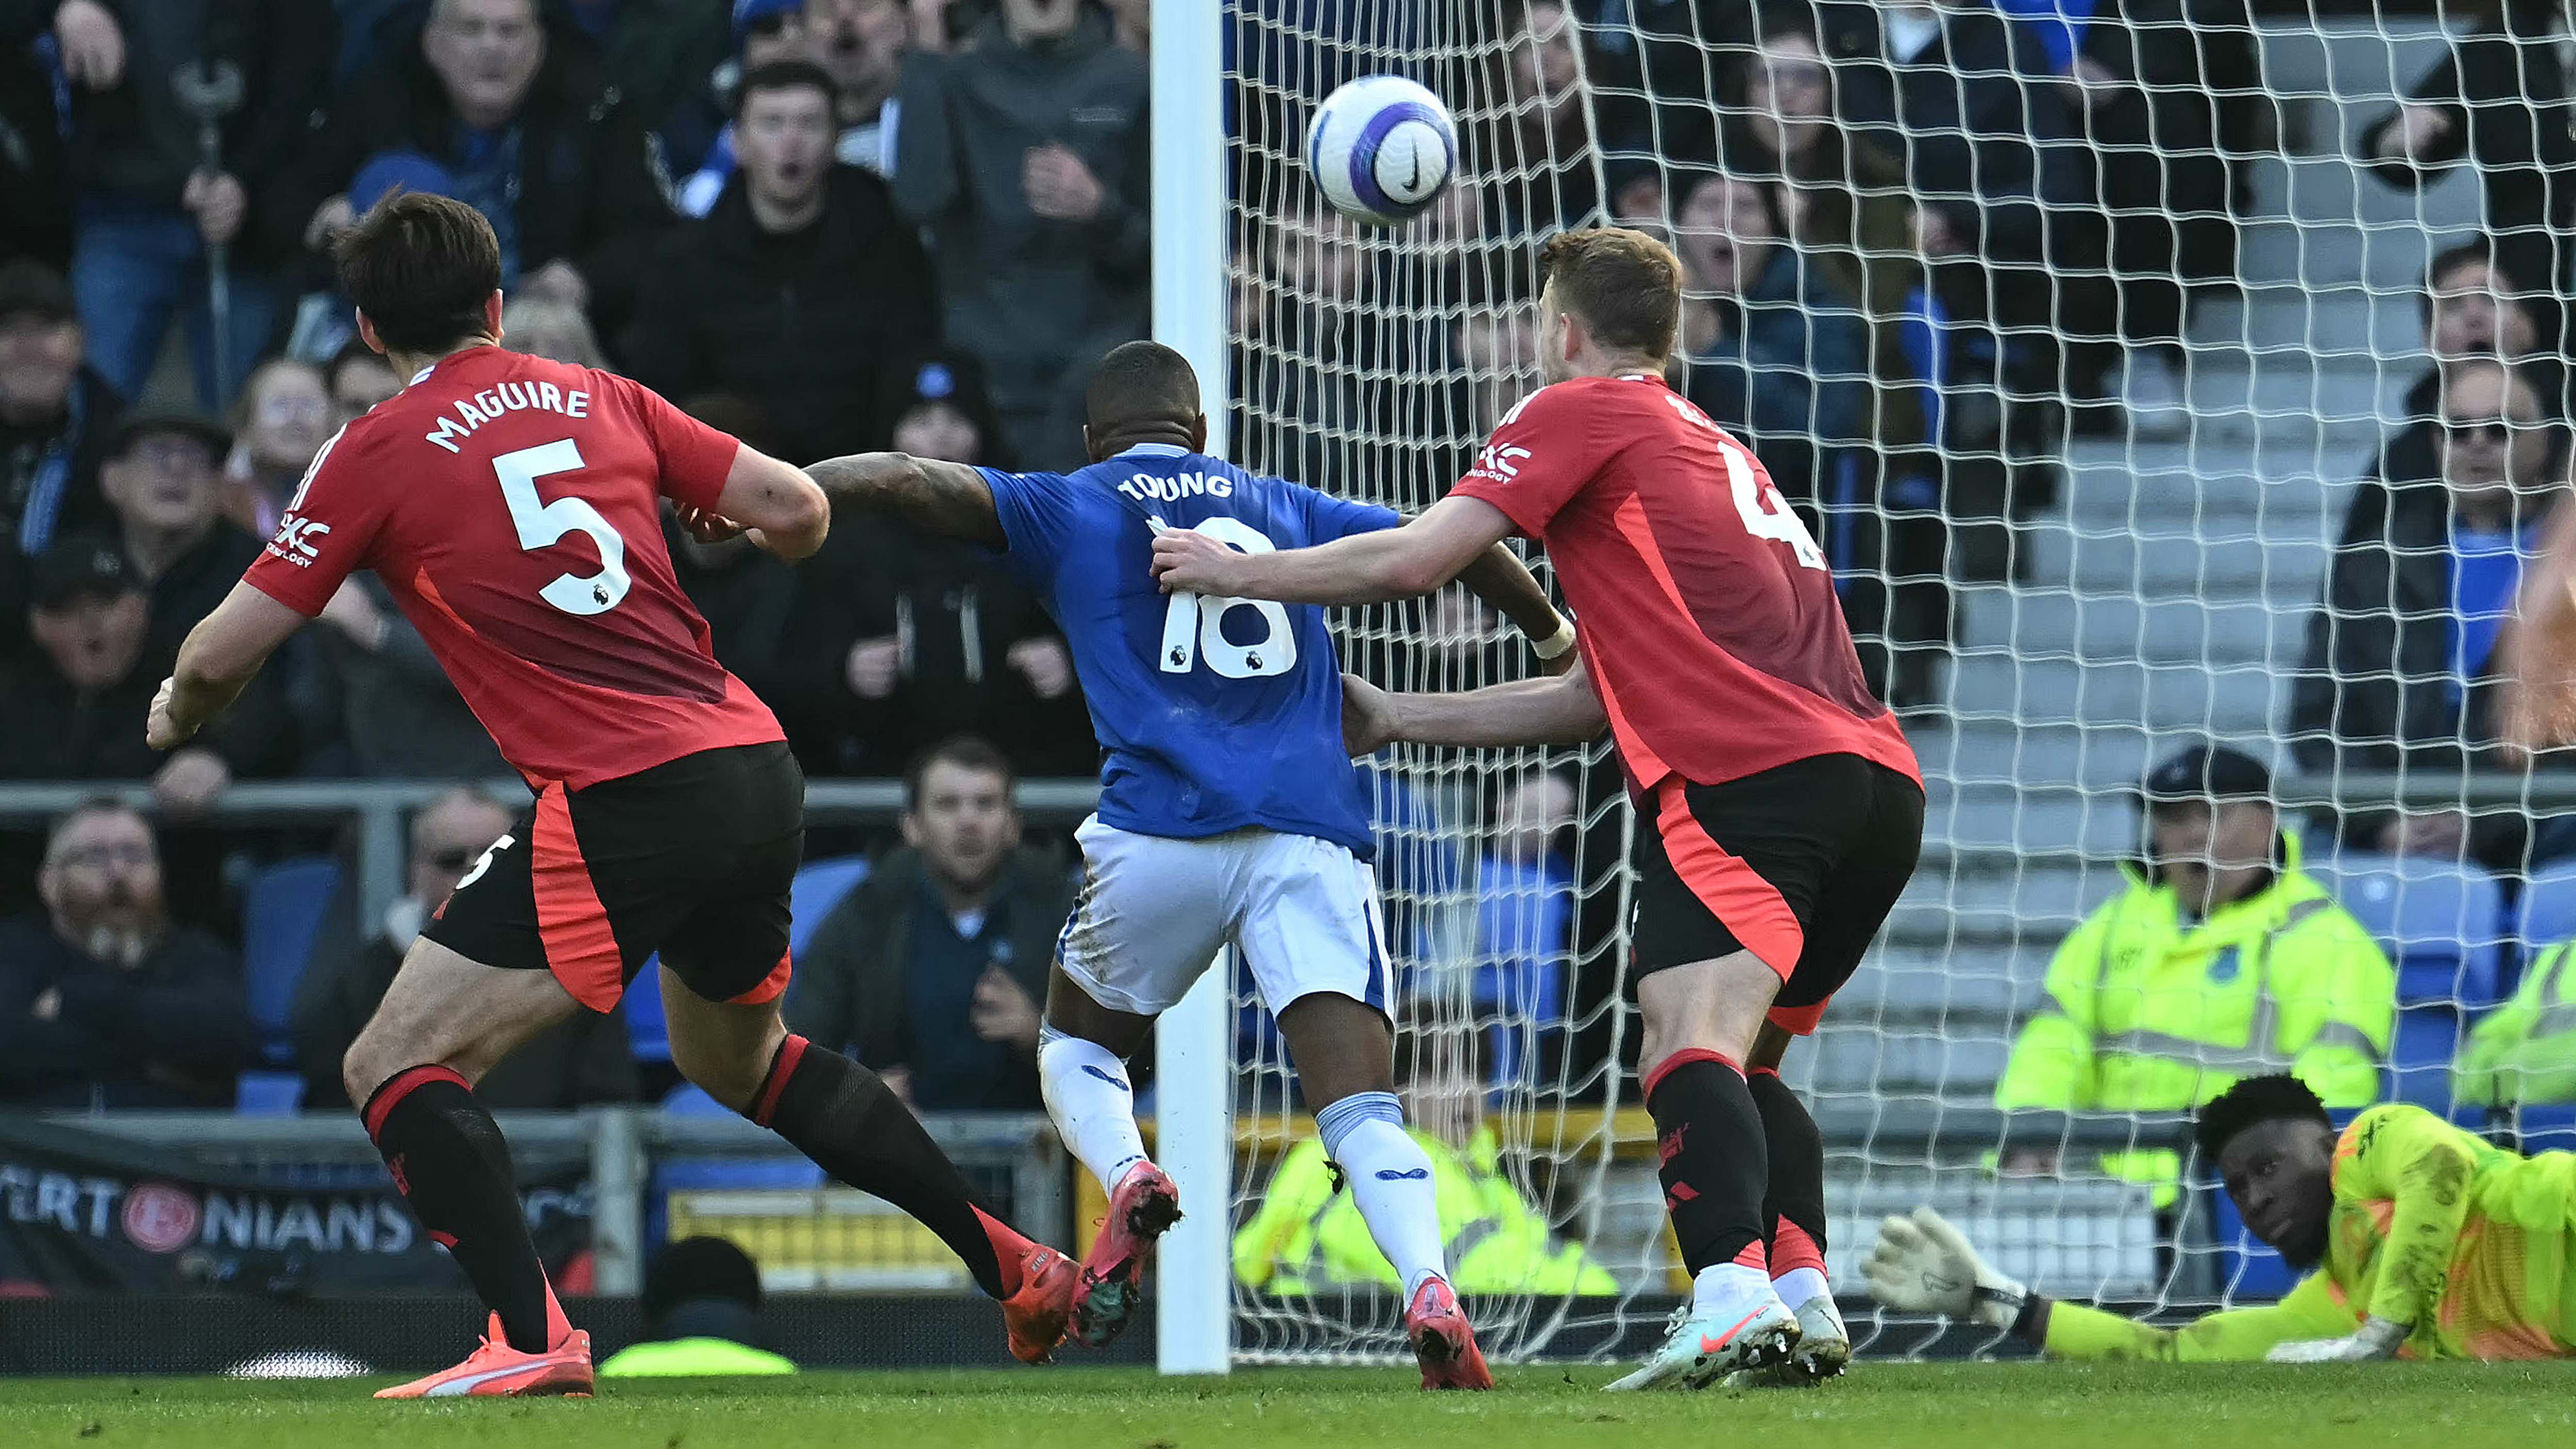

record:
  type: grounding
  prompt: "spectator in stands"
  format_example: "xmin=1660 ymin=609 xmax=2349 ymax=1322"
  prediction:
xmin=2453 ymin=936 xmax=2576 ymax=1107
xmin=2363 ymin=0 xmax=2574 ymax=356
xmin=0 ymin=537 xmax=284 ymax=816
xmin=1 ymin=261 xmax=121 ymax=634
xmin=1233 ymin=1012 xmax=1615 ymax=1296
xmin=0 ymin=4 xmax=71 ymax=269
xmin=2003 ymin=0 xmax=2256 ymax=425
xmin=501 ymin=295 xmax=609 ymax=368
xmin=304 ymin=569 xmax=509 ymax=777
xmin=556 ymin=0 xmax=731 ymax=150
xmin=292 ymin=787 xmax=634 ymax=1108
xmin=2292 ymin=359 xmax=2575 ymax=869
xmin=1473 ymin=769 xmax=1578 ymax=1090
xmin=804 ymin=353 xmax=1088 ymax=777
xmin=285 ymin=0 xmax=673 ymax=344
xmin=2370 ymin=241 xmax=2555 ymax=496
xmin=670 ymin=0 xmax=821 ymax=215
xmin=661 ymin=394 xmax=843 ymax=762
xmin=893 ymin=0 xmax=1148 ymax=467
xmin=1995 ymin=744 xmax=2395 ymax=1190
xmin=0 ymin=799 xmax=258 ymax=1107
xmin=1826 ymin=0 xmax=2092 ymax=393
xmin=810 ymin=0 xmax=909 ymax=177
xmin=219 ymin=358 xmax=331 ymax=539
xmin=1486 ymin=0 xmax=1603 ymax=237
xmin=98 ymin=411 xmax=260 ymax=664
xmin=325 ymin=340 xmax=403 ymax=429
xmin=626 ymin=61 xmax=936 ymax=464
xmin=60 ymin=0 xmax=334 ymax=408
xmin=1669 ymin=169 xmax=1870 ymax=512
xmin=786 ymin=737 xmax=1069 ymax=1110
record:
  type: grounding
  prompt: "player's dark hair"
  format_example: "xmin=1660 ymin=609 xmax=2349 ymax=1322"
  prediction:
xmin=735 ymin=58 xmax=839 ymax=120
xmin=2194 ymin=1073 xmax=2331 ymax=1162
xmin=640 ymin=1235 xmax=764 ymax=1326
xmin=1084 ymin=340 xmax=1201 ymax=437
xmin=1538 ymin=227 xmax=1681 ymax=362
xmin=336 ymin=191 xmax=503 ymax=356
xmin=903 ymin=735 xmax=1016 ymax=812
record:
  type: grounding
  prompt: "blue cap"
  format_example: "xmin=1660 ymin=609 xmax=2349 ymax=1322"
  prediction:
xmin=734 ymin=0 xmax=801 ymax=43
xmin=350 ymin=150 xmax=459 ymax=211
xmin=913 ymin=361 xmax=957 ymax=401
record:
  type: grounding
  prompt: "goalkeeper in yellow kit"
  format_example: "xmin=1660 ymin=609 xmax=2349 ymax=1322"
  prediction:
xmin=1865 ymin=1074 xmax=2576 ymax=1360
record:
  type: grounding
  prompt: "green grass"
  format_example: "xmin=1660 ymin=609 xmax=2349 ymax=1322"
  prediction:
xmin=1 ymin=1362 xmax=2570 ymax=1448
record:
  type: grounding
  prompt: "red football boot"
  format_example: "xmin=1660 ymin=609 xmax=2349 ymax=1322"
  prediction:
xmin=1070 ymin=1162 xmax=1182 ymax=1349
xmin=1404 ymin=1277 xmax=1494 ymax=1390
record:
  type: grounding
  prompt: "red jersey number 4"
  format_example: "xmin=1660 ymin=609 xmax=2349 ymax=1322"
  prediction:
xmin=1662 ymin=391 xmax=1828 ymax=574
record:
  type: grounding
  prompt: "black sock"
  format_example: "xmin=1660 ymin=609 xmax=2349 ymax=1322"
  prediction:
xmin=1646 ymin=1049 xmax=1768 ymax=1274
xmin=362 ymin=1065 xmax=561 ymax=1353
xmin=749 ymin=1035 xmax=1029 ymax=1300
xmin=1750 ymin=1065 xmax=1828 ymax=1286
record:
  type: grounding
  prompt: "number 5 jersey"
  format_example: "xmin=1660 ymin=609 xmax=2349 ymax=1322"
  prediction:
xmin=243 ymin=345 xmax=783 ymax=789
xmin=979 ymin=442 xmax=1398 ymax=857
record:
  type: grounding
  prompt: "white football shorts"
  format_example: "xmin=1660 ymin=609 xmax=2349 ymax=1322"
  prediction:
xmin=1054 ymin=816 xmax=1394 ymax=1019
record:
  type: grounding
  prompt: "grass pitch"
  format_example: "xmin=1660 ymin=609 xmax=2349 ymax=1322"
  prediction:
xmin=0 ymin=1362 xmax=2568 ymax=1448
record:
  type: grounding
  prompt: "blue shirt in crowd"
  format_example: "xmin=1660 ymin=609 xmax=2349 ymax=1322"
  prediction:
xmin=979 ymin=444 xmax=1399 ymax=857
xmin=2448 ymin=522 xmax=2531 ymax=706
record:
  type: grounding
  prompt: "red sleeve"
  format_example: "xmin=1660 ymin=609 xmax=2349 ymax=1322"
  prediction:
xmin=241 ymin=426 xmax=382 ymax=616
xmin=619 ymin=375 xmax=742 ymax=511
xmin=1447 ymin=381 xmax=1606 ymax=536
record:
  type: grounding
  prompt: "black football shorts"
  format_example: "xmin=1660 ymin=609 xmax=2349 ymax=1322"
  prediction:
xmin=425 ymin=741 xmax=806 ymax=1010
xmin=1629 ymin=751 xmax=1924 ymax=1035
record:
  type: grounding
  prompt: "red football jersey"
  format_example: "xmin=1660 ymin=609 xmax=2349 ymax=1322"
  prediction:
xmin=243 ymin=346 xmax=784 ymax=789
xmin=1450 ymin=372 xmax=1919 ymax=792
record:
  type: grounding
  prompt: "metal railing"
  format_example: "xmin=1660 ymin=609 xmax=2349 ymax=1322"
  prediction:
xmin=60 ymin=1108 xmax=1069 ymax=1296
xmin=0 ymin=779 xmax=1108 ymax=928
xmin=4 ymin=769 xmax=2569 ymax=927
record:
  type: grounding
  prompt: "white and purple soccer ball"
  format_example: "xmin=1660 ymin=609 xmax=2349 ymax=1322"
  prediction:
xmin=1304 ymin=75 xmax=1458 ymax=227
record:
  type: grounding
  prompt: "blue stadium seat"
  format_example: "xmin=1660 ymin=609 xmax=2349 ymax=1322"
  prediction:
xmin=2311 ymin=852 xmax=2506 ymax=1008
xmin=2512 ymin=1104 xmax=2576 ymax=1154
xmin=2387 ymin=1008 xmax=2470 ymax=1109
xmin=2514 ymin=861 xmax=2576 ymax=963
xmin=240 ymin=856 xmax=342 ymax=1066
xmin=625 ymin=854 xmax=874 ymax=1067
xmin=234 ymin=1070 xmax=305 ymax=1115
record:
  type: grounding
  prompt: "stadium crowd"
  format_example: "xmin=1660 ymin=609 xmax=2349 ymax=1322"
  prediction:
xmin=4 ymin=0 xmax=2576 ymax=1208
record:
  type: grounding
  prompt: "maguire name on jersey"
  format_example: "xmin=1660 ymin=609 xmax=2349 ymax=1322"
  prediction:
xmin=979 ymin=444 xmax=1401 ymax=857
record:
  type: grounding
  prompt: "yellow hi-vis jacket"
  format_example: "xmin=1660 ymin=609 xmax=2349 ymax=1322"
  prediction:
xmin=1231 ymin=1124 xmax=1618 ymax=1296
xmin=2457 ymin=941 xmax=2576 ymax=1106
xmin=1996 ymin=848 xmax=2396 ymax=1190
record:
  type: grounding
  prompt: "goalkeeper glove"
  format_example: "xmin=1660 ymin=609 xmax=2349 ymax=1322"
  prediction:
xmin=1863 ymin=1206 xmax=2031 ymax=1329
xmin=2263 ymin=1317 xmax=2409 ymax=1363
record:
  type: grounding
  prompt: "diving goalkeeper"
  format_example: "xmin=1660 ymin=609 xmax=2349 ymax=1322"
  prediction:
xmin=1865 ymin=1075 xmax=2576 ymax=1360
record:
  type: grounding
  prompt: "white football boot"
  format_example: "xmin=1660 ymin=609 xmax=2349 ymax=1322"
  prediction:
xmin=1603 ymin=1263 xmax=1800 ymax=1392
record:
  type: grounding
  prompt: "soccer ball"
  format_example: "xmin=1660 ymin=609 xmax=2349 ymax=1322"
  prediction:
xmin=1304 ymin=75 xmax=1458 ymax=226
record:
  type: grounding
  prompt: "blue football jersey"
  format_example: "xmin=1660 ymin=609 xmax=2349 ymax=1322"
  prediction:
xmin=979 ymin=444 xmax=1400 ymax=856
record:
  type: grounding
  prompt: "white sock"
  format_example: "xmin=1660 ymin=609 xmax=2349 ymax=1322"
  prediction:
xmin=1038 ymin=1027 xmax=1150 ymax=1193
xmin=1691 ymin=1261 xmax=1779 ymax=1315
xmin=1773 ymin=1265 xmax=1829 ymax=1308
xmin=1316 ymin=1091 xmax=1447 ymax=1300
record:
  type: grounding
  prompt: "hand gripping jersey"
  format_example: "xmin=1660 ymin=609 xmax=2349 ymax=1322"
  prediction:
xmin=978 ymin=443 xmax=1400 ymax=857
xmin=1448 ymin=373 xmax=1918 ymax=793
xmin=242 ymin=346 xmax=782 ymax=789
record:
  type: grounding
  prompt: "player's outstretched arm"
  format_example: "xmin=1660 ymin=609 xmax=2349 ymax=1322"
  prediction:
xmin=1340 ymin=662 xmax=1607 ymax=754
xmin=706 ymin=444 xmax=830 ymax=561
xmin=1153 ymin=495 xmax=1512 ymax=604
xmin=1453 ymin=542 xmax=1578 ymax=669
xmin=805 ymin=451 xmax=1004 ymax=547
xmin=148 ymin=582 xmax=310 ymax=750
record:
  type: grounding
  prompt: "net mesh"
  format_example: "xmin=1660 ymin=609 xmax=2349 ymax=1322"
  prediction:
xmin=1210 ymin=0 xmax=2567 ymax=1362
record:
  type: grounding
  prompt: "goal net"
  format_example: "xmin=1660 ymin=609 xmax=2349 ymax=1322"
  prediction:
xmin=1195 ymin=0 xmax=2549 ymax=1364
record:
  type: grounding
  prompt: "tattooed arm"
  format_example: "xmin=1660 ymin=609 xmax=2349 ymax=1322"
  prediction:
xmin=805 ymin=452 xmax=1006 ymax=548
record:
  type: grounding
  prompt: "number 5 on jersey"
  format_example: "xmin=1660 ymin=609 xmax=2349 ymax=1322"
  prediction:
xmin=494 ymin=439 xmax=632 ymax=616
xmin=1158 ymin=516 xmax=1298 ymax=678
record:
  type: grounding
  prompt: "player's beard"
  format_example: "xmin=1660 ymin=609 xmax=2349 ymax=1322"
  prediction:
xmin=2275 ymin=1216 xmax=2329 ymax=1272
